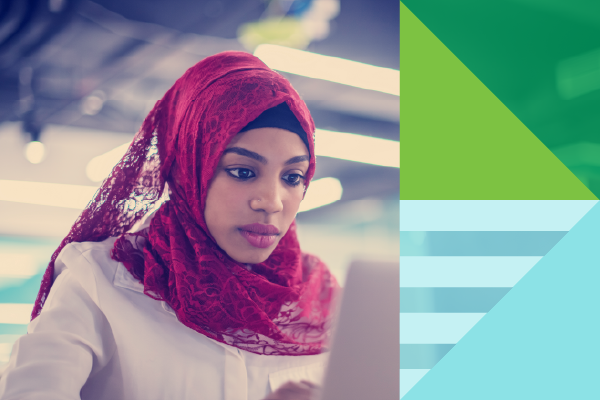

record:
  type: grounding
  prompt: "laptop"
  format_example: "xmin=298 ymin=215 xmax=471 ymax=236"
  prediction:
xmin=318 ymin=260 xmax=399 ymax=400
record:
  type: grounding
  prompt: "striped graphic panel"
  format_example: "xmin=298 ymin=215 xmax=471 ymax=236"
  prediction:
xmin=399 ymin=200 xmax=596 ymax=398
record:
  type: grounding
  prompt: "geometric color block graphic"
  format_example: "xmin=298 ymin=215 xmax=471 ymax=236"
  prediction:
xmin=400 ymin=370 xmax=429 ymax=399
xmin=399 ymin=200 xmax=596 ymax=398
xmin=399 ymin=2 xmax=597 ymax=200
xmin=402 ymin=199 xmax=600 ymax=398
xmin=400 ymin=1 xmax=600 ymax=198
xmin=401 ymin=200 xmax=600 ymax=398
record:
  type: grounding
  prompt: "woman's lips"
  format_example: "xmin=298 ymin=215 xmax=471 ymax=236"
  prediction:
xmin=239 ymin=223 xmax=279 ymax=249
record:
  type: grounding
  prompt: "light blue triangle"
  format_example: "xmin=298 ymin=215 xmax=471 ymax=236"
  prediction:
xmin=403 ymin=201 xmax=600 ymax=399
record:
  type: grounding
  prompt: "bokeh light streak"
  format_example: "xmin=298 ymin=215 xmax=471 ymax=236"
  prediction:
xmin=299 ymin=177 xmax=343 ymax=212
xmin=0 ymin=254 xmax=40 ymax=278
xmin=315 ymin=129 xmax=399 ymax=168
xmin=254 ymin=44 xmax=400 ymax=96
xmin=86 ymin=129 xmax=398 ymax=183
xmin=0 ymin=180 xmax=98 ymax=209
xmin=0 ymin=304 xmax=33 ymax=325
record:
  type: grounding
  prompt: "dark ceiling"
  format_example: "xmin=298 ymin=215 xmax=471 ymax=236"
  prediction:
xmin=0 ymin=0 xmax=399 ymax=132
xmin=0 ymin=0 xmax=400 ymax=207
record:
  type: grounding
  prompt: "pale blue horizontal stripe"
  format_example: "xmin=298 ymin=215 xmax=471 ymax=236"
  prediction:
xmin=400 ymin=200 xmax=597 ymax=231
xmin=400 ymin=369 xmax=429 ymax=398
xmin=400 ymin=256 xmax=541 ymax=287
xmin=400 ymin=344 xmax=454 ymax=369
xmin=400 ymin=231 xmax=566 ymax=256
xmin=400 ymin=288 xmax=511 ymax=313
xmin=0 ymin=334 xmax=22 ymax=343
xmin=0 ymin=324 xmax=28 ymax=335
xmin=400 ymin=313 xmax=485 ymax=344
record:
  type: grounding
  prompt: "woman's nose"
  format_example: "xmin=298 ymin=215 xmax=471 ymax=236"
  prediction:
xmin=250 ymin=179 xmax=283 ymax=214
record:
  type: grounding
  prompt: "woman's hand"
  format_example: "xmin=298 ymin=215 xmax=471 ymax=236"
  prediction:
xmin=262 ymin=380 xmax=321 ymax=400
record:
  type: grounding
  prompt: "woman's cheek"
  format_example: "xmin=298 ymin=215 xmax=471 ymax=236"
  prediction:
xmin=224 ymin=184 xmax=245 ymax=209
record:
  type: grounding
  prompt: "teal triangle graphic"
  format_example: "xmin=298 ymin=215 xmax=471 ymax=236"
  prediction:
xmin=403 ymin=201 xmax=600 ymax=398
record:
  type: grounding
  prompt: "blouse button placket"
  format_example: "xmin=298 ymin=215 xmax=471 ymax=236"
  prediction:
xmin=223 ymin=348 xmax=247 ymax=400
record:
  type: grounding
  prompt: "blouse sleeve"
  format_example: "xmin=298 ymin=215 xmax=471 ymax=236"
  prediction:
xmin=0 ymin=268 xmax=116 ymax=400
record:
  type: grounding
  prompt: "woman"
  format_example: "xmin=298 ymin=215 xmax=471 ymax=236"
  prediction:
xmin=0 ymin=51 xmax=338 ymax=400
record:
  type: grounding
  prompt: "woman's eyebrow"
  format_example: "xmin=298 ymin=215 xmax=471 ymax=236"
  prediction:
xmin=284 ymin=155 xmax=310 ymax=165
xmin=223 ymin=148 xmax=309 ymax=166
xmin=222 ymin=147 xmax=267 ymax=164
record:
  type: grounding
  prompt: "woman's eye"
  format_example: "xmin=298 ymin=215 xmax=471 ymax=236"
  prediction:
xmin=226 ymin=168 xmax=255 ymax=180
xmin=282 ymin=173 xmax=304 ymax=186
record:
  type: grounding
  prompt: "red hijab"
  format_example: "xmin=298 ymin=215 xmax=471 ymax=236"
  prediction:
xmin=32 ymin=51 xmax=338 ymax=356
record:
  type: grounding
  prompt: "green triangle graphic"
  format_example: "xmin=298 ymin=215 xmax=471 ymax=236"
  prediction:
xmin=400 ymin=3 xmax=596 ymax=200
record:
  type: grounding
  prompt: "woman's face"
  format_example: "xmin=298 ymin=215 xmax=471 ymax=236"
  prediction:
xmin=204 ymin=127 xmax=310 ymax=264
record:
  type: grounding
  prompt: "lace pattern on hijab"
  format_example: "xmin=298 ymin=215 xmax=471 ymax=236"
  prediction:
xmin=32 ymin=51 xmax=338 ymax=356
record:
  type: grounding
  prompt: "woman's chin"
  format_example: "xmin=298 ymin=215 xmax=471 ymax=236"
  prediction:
xmin=228 ymin=247 xmax=274 ymax=265
xmin=217 ymin=234 xmax=281 ymax=264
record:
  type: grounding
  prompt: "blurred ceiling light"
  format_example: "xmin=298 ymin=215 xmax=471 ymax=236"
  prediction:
xmin=24 ymin=141 xmax=46 ymax=164
xmin=254 ymin=44 xmax=399 ymax=96
xmin=0 ymin=180 xmax=98 ymax=209
xmin=86 ymin=142 xmax=130 ymax=182
xmin=0 ymin=254 xmax=40 ymax=278
xmin=238 ymin=18 xmax=311 ymax=51
xmin=81 ymin=91 xmax=105 ymax=116
xmin=0 ymin=344 xmax=13 ymax=363
xmin=238 ymin=0 xmax=339 ymax=51
xmin=298 ymin=177 xmax=342 ymax=212
xmin=0 ymin=304 xmax=32 ymax=325
xmin=87 ymin=128 xmax=399 ymax=181
xmin=315 ymin=129 xmax=399 ymax=168
xmin=0 ymin=176 xmax=338 ymax=213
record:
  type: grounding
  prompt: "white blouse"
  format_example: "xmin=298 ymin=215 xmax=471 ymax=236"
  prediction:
xmin=0 ymin=238 xmax=328 ymax=400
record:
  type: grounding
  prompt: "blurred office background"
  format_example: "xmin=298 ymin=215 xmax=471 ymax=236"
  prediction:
xmin=0 ymin=0 xmax=399 ymax=366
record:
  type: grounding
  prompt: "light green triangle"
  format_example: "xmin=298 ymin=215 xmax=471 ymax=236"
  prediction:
xmin=400 ymin=3 xmax=596 ymax=200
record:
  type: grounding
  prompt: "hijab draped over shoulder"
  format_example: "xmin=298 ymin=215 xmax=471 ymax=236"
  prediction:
xmin=32 ymin=51 xmax=338 ymax=356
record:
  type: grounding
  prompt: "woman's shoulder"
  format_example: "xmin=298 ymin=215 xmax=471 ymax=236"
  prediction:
xmin=62 ymin=236 xmax=117 ymax=255
xmin=54 ymin=237 xmax=121 ymax=283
